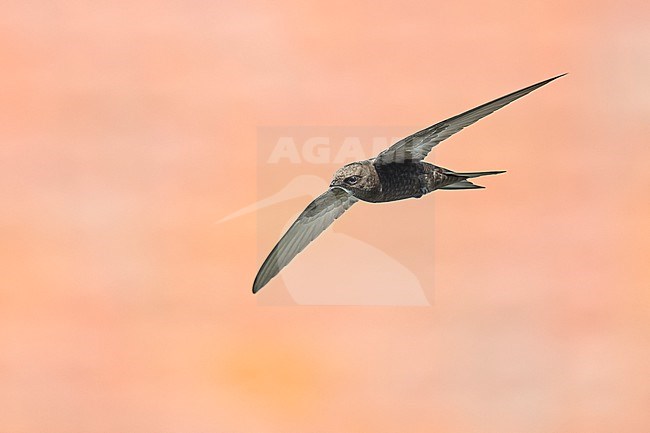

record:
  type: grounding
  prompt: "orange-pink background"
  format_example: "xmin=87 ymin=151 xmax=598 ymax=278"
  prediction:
xmin=2 ymin=1 xmax=649 ymax=432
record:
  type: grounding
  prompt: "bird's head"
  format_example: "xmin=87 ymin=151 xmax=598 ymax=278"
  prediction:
xmin=330 ymin=161 xmax=378 ymax=193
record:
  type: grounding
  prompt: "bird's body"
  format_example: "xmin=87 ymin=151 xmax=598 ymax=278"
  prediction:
xmin=252 ymin=74 xmax=565 ymax=293
xmin=373 ymin=161 xmax=429 ymax=201
xmin=344 ymin=160 xmax=499 ymax=203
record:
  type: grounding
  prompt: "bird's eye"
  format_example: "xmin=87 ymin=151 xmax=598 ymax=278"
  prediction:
xmin=344 ymin=175 xmax=360 ymax=185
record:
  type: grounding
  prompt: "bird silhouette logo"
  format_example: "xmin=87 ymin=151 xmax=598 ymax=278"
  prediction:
xmin=219 ymin=174 xmax=430 ymax=305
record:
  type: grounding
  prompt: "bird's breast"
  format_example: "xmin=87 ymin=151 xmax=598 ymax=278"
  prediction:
xmin=367 ymin=162 xmax=427 ymax=202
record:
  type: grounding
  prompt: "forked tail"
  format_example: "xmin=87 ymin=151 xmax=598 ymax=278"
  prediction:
xmin=440 ymin=170 xmax=506 ymax=190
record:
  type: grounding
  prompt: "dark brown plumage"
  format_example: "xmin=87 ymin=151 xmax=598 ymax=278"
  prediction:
xmin=253 ymin=74 xmax=565 ymax=293
xmin=332 ymin=161 xmax=501 ymax=203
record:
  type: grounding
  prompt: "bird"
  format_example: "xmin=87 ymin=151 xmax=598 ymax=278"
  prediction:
xmin=253 ymin=74 xmax=565 ymax=294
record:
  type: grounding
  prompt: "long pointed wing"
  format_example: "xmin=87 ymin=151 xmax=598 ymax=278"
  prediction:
xmin=374 ymin=74 xmax=566 ymax=164
xmin=253 ymin=187 xmax=358 ymax=293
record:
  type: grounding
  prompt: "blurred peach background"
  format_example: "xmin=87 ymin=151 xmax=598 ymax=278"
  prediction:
xmin=2 ymin=0 xmax=649 ymax=432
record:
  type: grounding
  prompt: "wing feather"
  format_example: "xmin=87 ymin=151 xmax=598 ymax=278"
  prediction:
xmin=375 ymin=74 xmax=565 ymax=164
xmin=252 ymin=187 xmax=358 ymax=293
